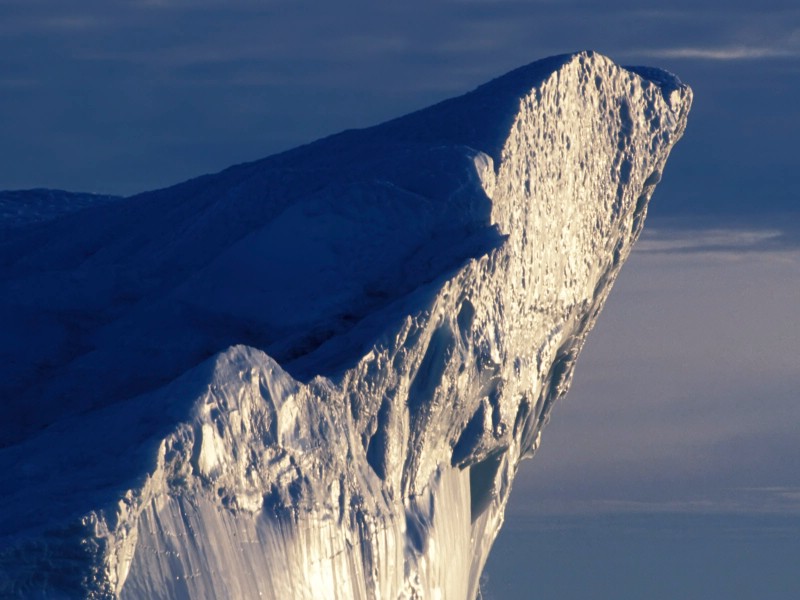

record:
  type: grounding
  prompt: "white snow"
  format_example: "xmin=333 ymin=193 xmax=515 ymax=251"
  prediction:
xmin=0 ymin=51 xmax=691 ymax=599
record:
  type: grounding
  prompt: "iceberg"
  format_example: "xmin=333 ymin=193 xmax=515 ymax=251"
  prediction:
xmin=0 ymin=51 xmax=691 ymax=599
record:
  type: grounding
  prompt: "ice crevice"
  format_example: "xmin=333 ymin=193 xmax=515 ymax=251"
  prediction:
xmin=0 ymin=51 xmax=691 ymax=599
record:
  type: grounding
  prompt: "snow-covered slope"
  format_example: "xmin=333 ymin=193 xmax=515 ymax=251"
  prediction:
xmin=0 ymin=189 xmax=120 ymax=231
xmin=0 ymin=52 xmax=691 ymax=599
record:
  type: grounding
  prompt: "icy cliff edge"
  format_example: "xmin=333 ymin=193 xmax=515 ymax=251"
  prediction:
xmin=0 ymin=52 xmax=691 ymax=599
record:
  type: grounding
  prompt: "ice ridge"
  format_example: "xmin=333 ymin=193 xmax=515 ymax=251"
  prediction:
xmin=0 ymin=51 xmax=691 ymax=599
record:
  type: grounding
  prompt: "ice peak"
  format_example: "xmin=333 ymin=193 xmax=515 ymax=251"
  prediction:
xmin=0 ymin=52 xmax=691 ymax=599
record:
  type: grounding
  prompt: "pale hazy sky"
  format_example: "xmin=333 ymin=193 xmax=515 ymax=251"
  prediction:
xmin=490 ymin=226 xmax=800 ymax=599
xmin=511 ymin=226 xmax=800 ymax=518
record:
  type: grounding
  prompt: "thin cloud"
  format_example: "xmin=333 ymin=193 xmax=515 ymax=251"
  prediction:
xmin=634 ymin=45 xmax=800 ymax=60
xmin=42 ymin=15 xmax=104 ymax=30
xmin=635 ymin=227 xmax=792 ymax=254
xmin=0 ymin=13 xmax=108 ymax=35
xmin=513 ymin=495 xmax=800 ymax=517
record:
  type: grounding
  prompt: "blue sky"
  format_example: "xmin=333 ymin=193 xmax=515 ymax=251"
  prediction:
xmin=2 ymin=1 xmax=798 ymax=597
xmin=0 ymin=0 xmax=798 ymax=216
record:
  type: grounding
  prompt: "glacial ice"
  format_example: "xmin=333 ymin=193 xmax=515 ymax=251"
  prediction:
xmin=0 ymin=51 xmax=691 ymax=599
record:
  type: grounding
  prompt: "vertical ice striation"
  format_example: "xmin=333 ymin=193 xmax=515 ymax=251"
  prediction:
xmin=0 ymin=52 xmax=691 ymax=599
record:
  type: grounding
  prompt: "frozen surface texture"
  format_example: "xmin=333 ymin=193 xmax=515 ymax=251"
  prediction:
xmin=0 ymin=189 xmax=120 ymax=231
xmin=0 ymin=52 xmax=690 ymax=599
